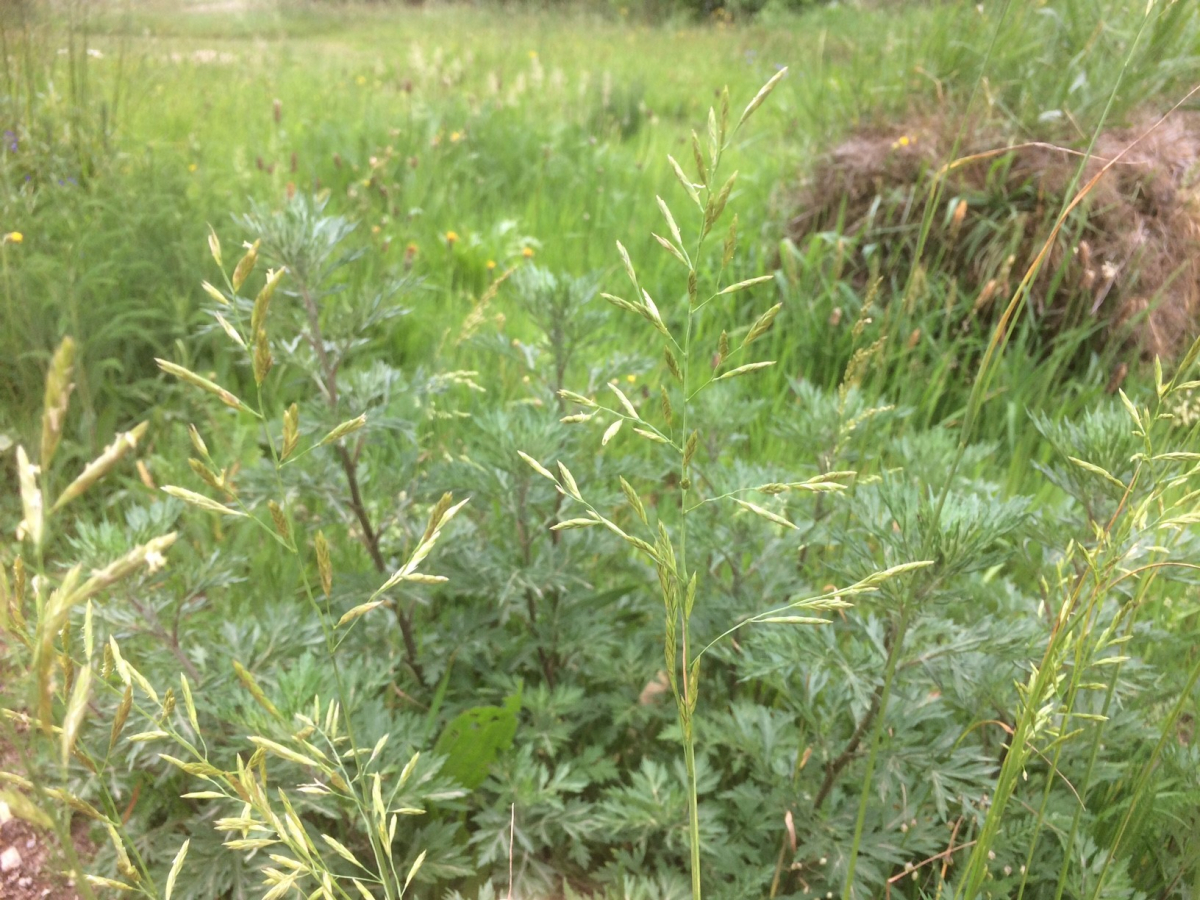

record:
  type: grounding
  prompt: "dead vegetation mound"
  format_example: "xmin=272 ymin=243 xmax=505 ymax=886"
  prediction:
xmin=786 ymin=110 xmax=1200 ymax=360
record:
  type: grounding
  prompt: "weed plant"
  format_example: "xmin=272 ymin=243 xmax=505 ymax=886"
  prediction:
xmin=3 ymin=2 xmax=1200 ymax=899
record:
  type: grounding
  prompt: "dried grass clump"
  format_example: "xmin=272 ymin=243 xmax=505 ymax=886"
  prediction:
xmin=787 ymin=110 xmax=1200 ymax=359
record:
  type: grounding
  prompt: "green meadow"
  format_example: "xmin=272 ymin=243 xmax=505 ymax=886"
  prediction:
xmin=2 ymin=1 xmax=1200 ymax=898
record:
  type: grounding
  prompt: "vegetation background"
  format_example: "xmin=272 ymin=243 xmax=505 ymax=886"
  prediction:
xmin=2 ymin=0 xmax=1200 ymax=899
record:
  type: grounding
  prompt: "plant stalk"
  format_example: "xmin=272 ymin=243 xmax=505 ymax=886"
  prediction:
xmin=842 ymin=609 xmax=910 ymax=900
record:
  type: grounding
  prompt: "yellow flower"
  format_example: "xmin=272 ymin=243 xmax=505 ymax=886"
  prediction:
xmin=446 ymin=231 xmax=459 ymax=245
xmin=528 ymin=50 xmax=538 ymax=59
xmin=486 ymin=260 xmax=497 ymax=270
xmin=522 ymin=246 xmax=535 ymax=258
xmin=625 ymin=374 xmax=637 ymax=384
xmin=449 ymin=131 xmax=462 ymax=143
xmin=188 ymin=163 xmax=198 ymax=172
xmin=4 ymin=231 xmax=22 ymax=244
xmin=356 ymin=75 xmax=367 ymax=86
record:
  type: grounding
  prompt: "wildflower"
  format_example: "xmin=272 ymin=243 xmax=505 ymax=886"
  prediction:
xmin=445 ymin=231 xmax=459 ymax=246
xmin=528 ymin=50 xmax=538 ymax=59
xmin=486 ymin=260 xmax=497 ymax=271
xmin=449 ymin=131 xmax=462 ymax=143
xmin=625 ymin=374 xmax=636 ymax=384
xmin=4 ymin=231 xmax=23 ymax=244
xmin=356 ymin=75 xmax=367 ymax=86
xmin=891 ymin=134 xmax=915 ymax=150
xmin=522 ymin=246 xmax=534 ymax=258
xmin=188 ymin=163 xmax=198 ymax=172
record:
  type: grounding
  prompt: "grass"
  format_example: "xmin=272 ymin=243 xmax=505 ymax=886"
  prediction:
xmin=2 ymin=1 xmax=1200 ymax=899
xmin=7 ymin=0 xmax=1187 ymax=452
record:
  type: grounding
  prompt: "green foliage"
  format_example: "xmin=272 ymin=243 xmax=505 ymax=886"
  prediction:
xmin=3 ymin=3 xmax=1200 ymax=900
xmin=434 ymin=684 xmax=524 ymax=791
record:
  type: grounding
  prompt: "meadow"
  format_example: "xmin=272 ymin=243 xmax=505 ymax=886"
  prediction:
xmin=2 ymin=0 xmax=1200 ymax=898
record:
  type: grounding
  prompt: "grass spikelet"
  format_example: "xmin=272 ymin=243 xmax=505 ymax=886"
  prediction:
xmin=40 ymin=336 xmax=76 ymax=469
xmin=52 ymin=422 xmax=149 ymax=512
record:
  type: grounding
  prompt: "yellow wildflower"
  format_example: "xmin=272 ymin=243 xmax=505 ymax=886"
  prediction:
xmin=522 ymin=246 xmax=535 ymax=258
xmin=446 ymin=231 xmax=459 ymax=245
xmin=4 ymin=231 xmax=23 ymax=244
xmin=625 ymin=374 xmax=637 ymax=384
xmin=356 ymin=75 xmax=367 ymax=86
xmin=486 ymin=260 xmax=497 ymax=270
xmin=188 ymin=163 xmax=198 ymax=172
xmin=450 ymin=131 xmax=462 ymax=143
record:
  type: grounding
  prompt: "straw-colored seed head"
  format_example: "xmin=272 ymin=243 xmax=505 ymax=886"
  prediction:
xmin=315 ymin=532 xmax=332 ymax=597
xmin=41 ymin=336 xmax=76 ymax=469
xmin=282 ymin=404 xmax=300 ymax=460
xmin=208 ymin=228 xmax=222 ymax=268
xmin=231 ymin=239 xmax=261 ymax=293
xmin=268 ymin=501 xmax=290 ymax=541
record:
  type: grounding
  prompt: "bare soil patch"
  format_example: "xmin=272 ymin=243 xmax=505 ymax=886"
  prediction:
xmin=0 ymin=804 xmax=85 ymax=900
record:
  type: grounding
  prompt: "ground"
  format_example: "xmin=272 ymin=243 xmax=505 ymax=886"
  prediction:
xmin=0 ymin=808 xmax=82 ymax=900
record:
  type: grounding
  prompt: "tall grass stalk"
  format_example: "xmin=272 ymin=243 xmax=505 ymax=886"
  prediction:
xmin=835 ymin=5 xmax=1018 ymax=893
xmin=939 ymin=0 xmax=1162 ymax=516
xmin=954 ymin=324 xmax=1200 ymax=896
xmin=519 ymin=70 xmax=932 ymax=900
xmin=946 ymin=10 xmax=1198 ymax=894
xmin=520 ymin=71 xmax=799 ymax=899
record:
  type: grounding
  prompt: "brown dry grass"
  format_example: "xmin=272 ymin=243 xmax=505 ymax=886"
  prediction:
xmin=786 ymin=109 xmax=1200 ymax=359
